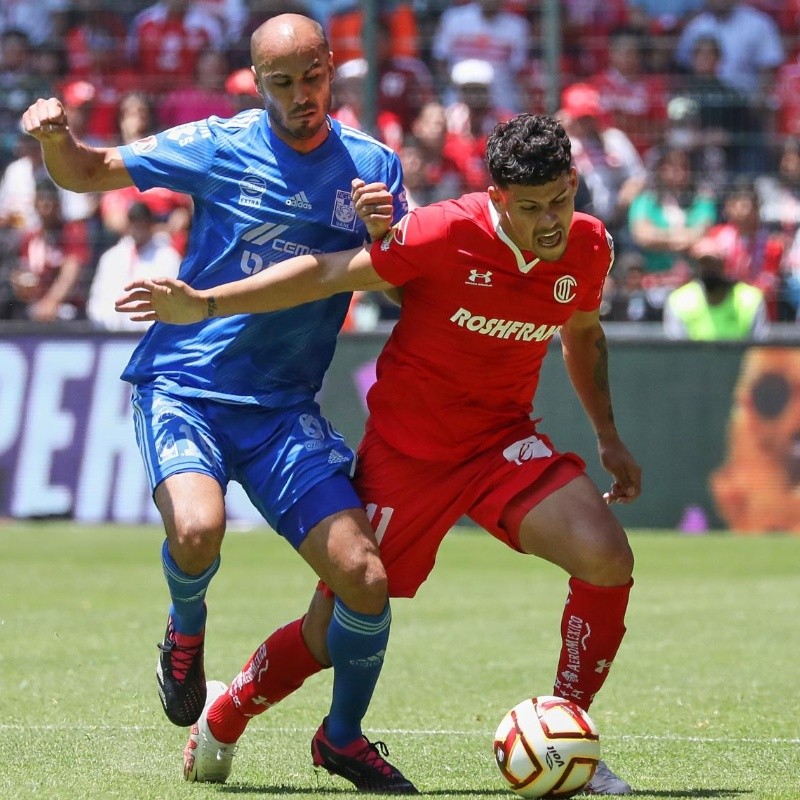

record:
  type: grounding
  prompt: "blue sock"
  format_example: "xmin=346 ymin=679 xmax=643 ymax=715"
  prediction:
xmin=161 ymin=539 xmax=220 ymax=635
xmin=325 ymin=598 xmax=391 ymax=747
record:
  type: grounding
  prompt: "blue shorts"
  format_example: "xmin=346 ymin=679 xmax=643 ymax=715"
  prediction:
xmin=130 ymin=385 xmax=361 ymax=548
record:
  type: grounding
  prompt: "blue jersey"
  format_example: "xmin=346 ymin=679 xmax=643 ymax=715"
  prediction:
xmin=119 ymin=111 xmax=406 ymax=407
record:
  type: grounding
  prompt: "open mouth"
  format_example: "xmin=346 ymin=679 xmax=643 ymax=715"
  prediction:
xmin=536 ymin=229 xmax=563 ymax=249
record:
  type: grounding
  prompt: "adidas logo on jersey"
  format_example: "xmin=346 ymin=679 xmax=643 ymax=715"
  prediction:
xmin=328 ymin=450 xmax=351 ymax=465
xmin=285 ymin=191 xmax=312 ymax=209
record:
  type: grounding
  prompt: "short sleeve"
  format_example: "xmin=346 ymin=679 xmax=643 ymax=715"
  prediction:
xmin=119 ymin=119 xmax=217 ymax=196
xmin=578 ymin=224 xmax=614 ymax=313
xmin=370 ymin=203 xmax=450 ymax=286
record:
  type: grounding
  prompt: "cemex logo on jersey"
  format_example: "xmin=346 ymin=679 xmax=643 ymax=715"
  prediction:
xmin=240 ymin=222 xmax=323 ymax=275
xmin=286 ymin=191 xmax=312 ymax=210
xmin=466 ymin=269 xmax=493 ymax=287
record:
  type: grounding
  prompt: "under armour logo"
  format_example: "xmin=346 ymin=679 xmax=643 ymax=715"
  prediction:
xmin=594 ymin=659 xmax=613 ymax=673
xmin=467 ymin=269 xmax=493 ymax=286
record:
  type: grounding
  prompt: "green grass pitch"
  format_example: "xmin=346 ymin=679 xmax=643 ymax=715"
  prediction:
xmin=0 ymin=522 xmax=798 ymax=799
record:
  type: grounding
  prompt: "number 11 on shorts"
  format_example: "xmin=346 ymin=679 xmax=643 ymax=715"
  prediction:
xmin=365 ymin=504 xmax=394 ymax=543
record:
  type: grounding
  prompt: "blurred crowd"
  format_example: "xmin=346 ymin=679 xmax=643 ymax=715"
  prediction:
xmin=2 ymin=0 xmax=800 ymax=339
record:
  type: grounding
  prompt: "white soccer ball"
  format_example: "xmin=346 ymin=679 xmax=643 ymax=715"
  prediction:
xmin=493 ymin=695 xmax=600 ymax=798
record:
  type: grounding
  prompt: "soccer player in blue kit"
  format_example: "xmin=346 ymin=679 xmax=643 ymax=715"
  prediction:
xmin=21 ymin=14 xmax=416 ymax=792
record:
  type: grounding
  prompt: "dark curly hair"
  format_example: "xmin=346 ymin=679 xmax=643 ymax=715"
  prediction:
xmin=486 ymin=114 xmax=572 ymax=188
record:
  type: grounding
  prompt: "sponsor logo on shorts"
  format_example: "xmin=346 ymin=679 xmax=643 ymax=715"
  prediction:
xmin=502 ymin=435 xmax=553 ymax=465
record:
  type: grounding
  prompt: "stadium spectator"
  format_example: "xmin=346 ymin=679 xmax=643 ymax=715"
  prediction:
xmin=773 ymin=50 xmax=800 ymax=140
xmin=0 ymin=30 xmax=52 ymax=170
xmin=7 ymin=179 xmax=91 ymax=322
xmin=224 ymin=67 xmax=262 ymax=112
xmin=194 ymin=0 xmax=247 ymax=44
xmin=127 ymin=0 xmax=225 ymax=93
xmin=663 ymin=243 xmax=769 ymax=339
xmin=117 ymin=112 xmax=640 ymax=798
xmin=330 ymin=58 xmax=404 ymax=152
xmin=701 ymin=181 xmax=786 ymax=319
xmin=626 ymin=0 xmax=704 ymax=31
xmin=0 ymin=0 xmax=70 ymax=47
xmin=675 ymin=0 xmax=784 ymax=100
xmin=755 ymin=137 xmax=800 ymax=241
xmin=158 ymin=50 xmax=236 ymax=128
xmin=432 ymin=0 xmax=531 ymax=111
xmin=603 ymin=251 xmax=664 ymax=322
xmin=558 ymin=82 xmax=647 ymax=250
xmin=327 ymin=1 xmax=419 ymax=63
xmin=589 ymin=27 xmax=669 ymax=157
xmin=559 ymin=0 xmax=629 ymax=76
xmin=371 ymin=25 xmax=436 ymax=135
xmin=59 ymin=11 xmax=142 ymax=145
xmin=628 ymin=145 xmax=717 ymax=281
xmin=23 ymin=13 xmax=414 ymax=794
xmin=396 ymin=138 xmax=433 ymax=210
xmin=0 ymin=134 xmax=93 ymax=233
xmin=667 ymin=34 xmax=763 ymax=182
xmin=63 ymin=0 xmax=128 ymax=80
xmin=98 ymin=92 xmax=192 ymax=254
xmin=444 ymin=58 xmax=512 ymax=192
xmin=87 ymin=202 xmax=181 ymax=332
xmin=780 ymin=225 xmax=800 ymax=319
xmin=410 ymin=101 xmax=468 ymax=201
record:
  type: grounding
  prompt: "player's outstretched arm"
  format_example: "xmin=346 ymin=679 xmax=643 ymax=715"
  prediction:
xmin=560 ymin=310 xmax=642 ymax=505
xmin=22 ymin=97 xmax=132 ymax=192
xmin=115 ymin=246 xmax=393 ymax=324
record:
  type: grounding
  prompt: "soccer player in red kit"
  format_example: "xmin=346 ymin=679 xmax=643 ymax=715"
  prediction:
xmin=118 ymin=114 xmax=641 ymax=795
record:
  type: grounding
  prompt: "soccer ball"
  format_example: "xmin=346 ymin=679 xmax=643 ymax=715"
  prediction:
xmin=493 ymin=695 xmax=600 ymax=798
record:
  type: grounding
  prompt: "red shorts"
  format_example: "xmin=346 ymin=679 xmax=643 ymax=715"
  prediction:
xmin=352 ymin=419 xmax=585 ymax=598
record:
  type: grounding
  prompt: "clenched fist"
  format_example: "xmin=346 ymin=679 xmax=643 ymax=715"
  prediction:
xmin=22 ymin=97 xmax=70 ymax=142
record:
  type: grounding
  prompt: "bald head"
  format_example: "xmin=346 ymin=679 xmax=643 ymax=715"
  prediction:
xmin=251 ymin=14 xmax=329 ymax=66
xmin=248 ymin=13 xmax=334 ymax=154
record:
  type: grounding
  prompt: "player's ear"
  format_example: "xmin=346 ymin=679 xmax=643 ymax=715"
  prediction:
xmin=487 ymin=185 xmax=502 ymax=210
xmin=568 ymin=166 xmax=579 ymax=193
xmin=251 ymin=66 xmax=262 ymax=95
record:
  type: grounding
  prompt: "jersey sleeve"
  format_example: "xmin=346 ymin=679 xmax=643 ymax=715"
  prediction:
xmin=119 ymin=119 xmax=217 ymax=196
xmin=369 ymin=202 xmax=449 ymax=286
xmin=386 ymin=151 xmax=408 ymax=224
xmin=577 ymin=223 xmax=615 ymax=313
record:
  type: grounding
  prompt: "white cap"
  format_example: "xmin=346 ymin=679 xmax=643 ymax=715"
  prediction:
xmin=337 ymin=58 xmax=368 ymax=81
xmin=450 ymin=59 xmax=495 ymax=87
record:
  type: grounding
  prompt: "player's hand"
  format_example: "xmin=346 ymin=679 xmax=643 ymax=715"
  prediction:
xmin=352 ymin=178 xmax=394 ymax=242
xmin=22 ymin=98 xmax=70 ymax=141
xmin=115 ymin=278 xmax=206 ymax=325
xmin=597 ymin=434 xmax=642 ymax=505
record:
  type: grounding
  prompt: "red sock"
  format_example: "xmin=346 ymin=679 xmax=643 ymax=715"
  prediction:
xmin=553 ymin=577 xmax=632 ymax=711
xmin=207 ymin=617 xmax=324 ymax=743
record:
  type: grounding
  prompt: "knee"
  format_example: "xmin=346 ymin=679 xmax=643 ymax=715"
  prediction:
xmin=168 ymin=517 xmax=225 ymax=574
xmin=331 ymin=553 xmax=389 ymax=615
xmin=579 ymin=529 xmax=634 ymax=587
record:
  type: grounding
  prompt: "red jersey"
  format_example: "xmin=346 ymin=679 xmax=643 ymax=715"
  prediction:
xmin=368 ymin=194 xmax=612 ymax=460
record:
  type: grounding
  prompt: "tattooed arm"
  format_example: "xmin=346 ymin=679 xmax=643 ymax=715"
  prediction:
xmin=560 ymin=309 xmax=642 ymax=504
